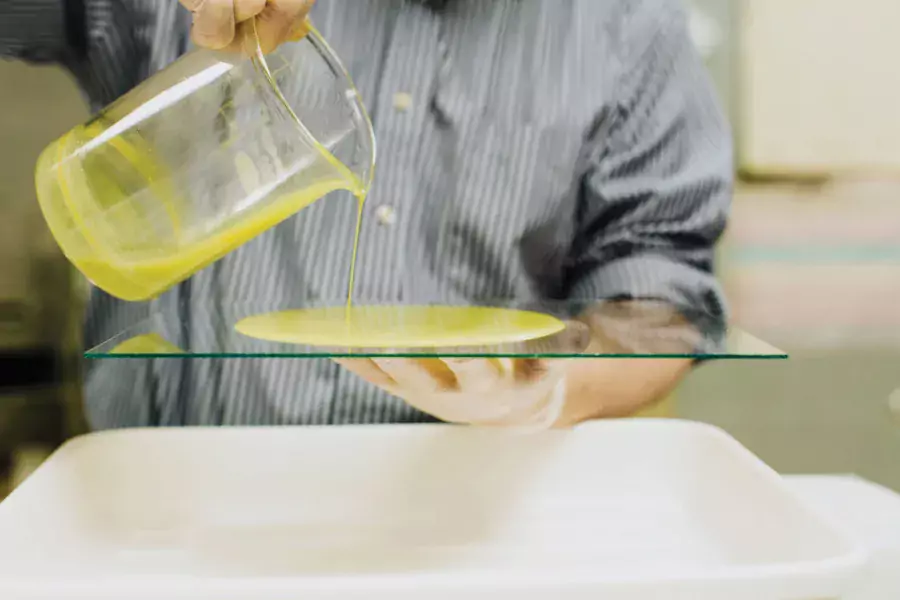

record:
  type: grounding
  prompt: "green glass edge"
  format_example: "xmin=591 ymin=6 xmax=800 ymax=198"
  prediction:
xmin=85 ymin=352 xmax=789 ymax=359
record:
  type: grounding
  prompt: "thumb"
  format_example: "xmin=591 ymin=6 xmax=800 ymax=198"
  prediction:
xmin=510 ymin=376 xmax=569 ymax=433
xmin=188 ymin=0 xmax=237 ymax=50
xmin=519 ymin=319 xmax=591 ymax=356
xmin=255 ymin=0 xmax=315 ymax=54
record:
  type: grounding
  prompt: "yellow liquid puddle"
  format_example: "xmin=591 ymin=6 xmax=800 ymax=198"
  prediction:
xmin=235 ymin=305 xmax=566 ymax=349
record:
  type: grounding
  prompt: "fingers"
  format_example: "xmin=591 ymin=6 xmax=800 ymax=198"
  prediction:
xmin=515 ymin=357 xmax=569 ymax=385
xmin=372 ymin=359 xmax=457 ymax=395
xmin=334 ymin=355 xmax=568 ymax=429
xmin=520 ymin=319 xmax=591 ymax=355
xmin=442 ymin=358 xmax=504 ymax=394
xmin=234 ymin=0 xmax=267 ymax=22
xmin=513 ymin=358 xmax=550 ymax=384
xmin=187 ymin=0 xmax=236 ymax=50
xmin=185 ymin=0 xmax=314 ymax=52
xmin=475 ymin=363 xmax=568 ymax=429
xmin=355 ymin=357 xmax=559 ymax=396
xmin=256 ymin=0 xmax=316 ymax=54
xmin=336 ymin=357 xmax=480 ymax=396
xmin=512 ymin=377 xmax=568 ymax=431
xmin=332 ymin=358 xmax=397 ymax=390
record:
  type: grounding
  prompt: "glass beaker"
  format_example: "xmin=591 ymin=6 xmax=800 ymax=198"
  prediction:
xmin=35 ymin=25 xmax=375 ymax=302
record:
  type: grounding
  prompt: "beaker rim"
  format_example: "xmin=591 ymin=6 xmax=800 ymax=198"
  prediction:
xmin=247 ymin=22 xmax=377 ymax=192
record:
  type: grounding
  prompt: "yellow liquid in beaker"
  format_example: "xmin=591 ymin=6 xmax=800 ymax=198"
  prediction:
xmin=35 ymin=125 xmax=366 ymax=302
xmin=75 ymin=184 xmax=355 ymax=301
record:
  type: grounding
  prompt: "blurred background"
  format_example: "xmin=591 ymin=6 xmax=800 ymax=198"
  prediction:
xmin=1 ymin=0 xmax=898 ymax=497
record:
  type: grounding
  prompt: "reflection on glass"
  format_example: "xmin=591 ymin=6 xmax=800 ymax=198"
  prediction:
xmin=109 ymin=333 xmax=185 ymax=355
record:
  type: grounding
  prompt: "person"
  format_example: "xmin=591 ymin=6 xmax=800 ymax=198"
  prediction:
xmin=1 ymin=0 xmax=731 ymax=429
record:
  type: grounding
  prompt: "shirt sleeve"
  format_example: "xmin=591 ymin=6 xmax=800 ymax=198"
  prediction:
xmin=1 ymin=0 xmax=161 ymax=107
xmin=566 ymin=1 xmax=732 ymax=327
xmin=0 ymin=0 xmax=84 ymax=63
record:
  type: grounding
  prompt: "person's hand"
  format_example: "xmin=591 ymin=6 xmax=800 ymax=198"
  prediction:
xmin=333 ymin=357 xmax=569 ymax=429
xmin=179 ymin=0 xmax=315 ymax=53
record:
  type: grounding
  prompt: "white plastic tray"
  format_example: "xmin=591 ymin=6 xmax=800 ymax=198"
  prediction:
xmin=0 ymin=420 xmax=866 ymax=600
xmin=784 ymin=475 xmax=900 ymax=600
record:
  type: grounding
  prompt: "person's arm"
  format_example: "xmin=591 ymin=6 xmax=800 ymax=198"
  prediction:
xmin=555 ymin=0 xmax=732 ymax=424
xmin=0 ymin=0 xmax=86 ymax=63
xmin=0 ymin=0 xmax=159 ymax=107
xmin=335 ymin=0 xmax=731 ymax=429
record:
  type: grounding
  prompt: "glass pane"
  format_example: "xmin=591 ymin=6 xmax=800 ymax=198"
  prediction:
xmin=85 ymin=298 xmax=785 ymax=359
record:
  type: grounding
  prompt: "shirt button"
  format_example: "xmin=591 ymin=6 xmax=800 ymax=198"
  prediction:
xmin=392 ymin=92 xmax=412 ymax=113
xmin=375 ymin=204 xmax=397 ymax=226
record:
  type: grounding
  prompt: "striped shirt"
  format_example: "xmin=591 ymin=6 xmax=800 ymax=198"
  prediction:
xmin=1 ymin=0 xmax=732 ymax=428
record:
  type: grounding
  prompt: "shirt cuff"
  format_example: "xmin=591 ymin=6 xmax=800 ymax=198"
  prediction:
xmin=567 ymin=254 xmax=728 ymax=355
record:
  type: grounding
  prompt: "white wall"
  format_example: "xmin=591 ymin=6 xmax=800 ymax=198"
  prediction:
xmin=739 ymin=0 xmax=900 ymax=175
